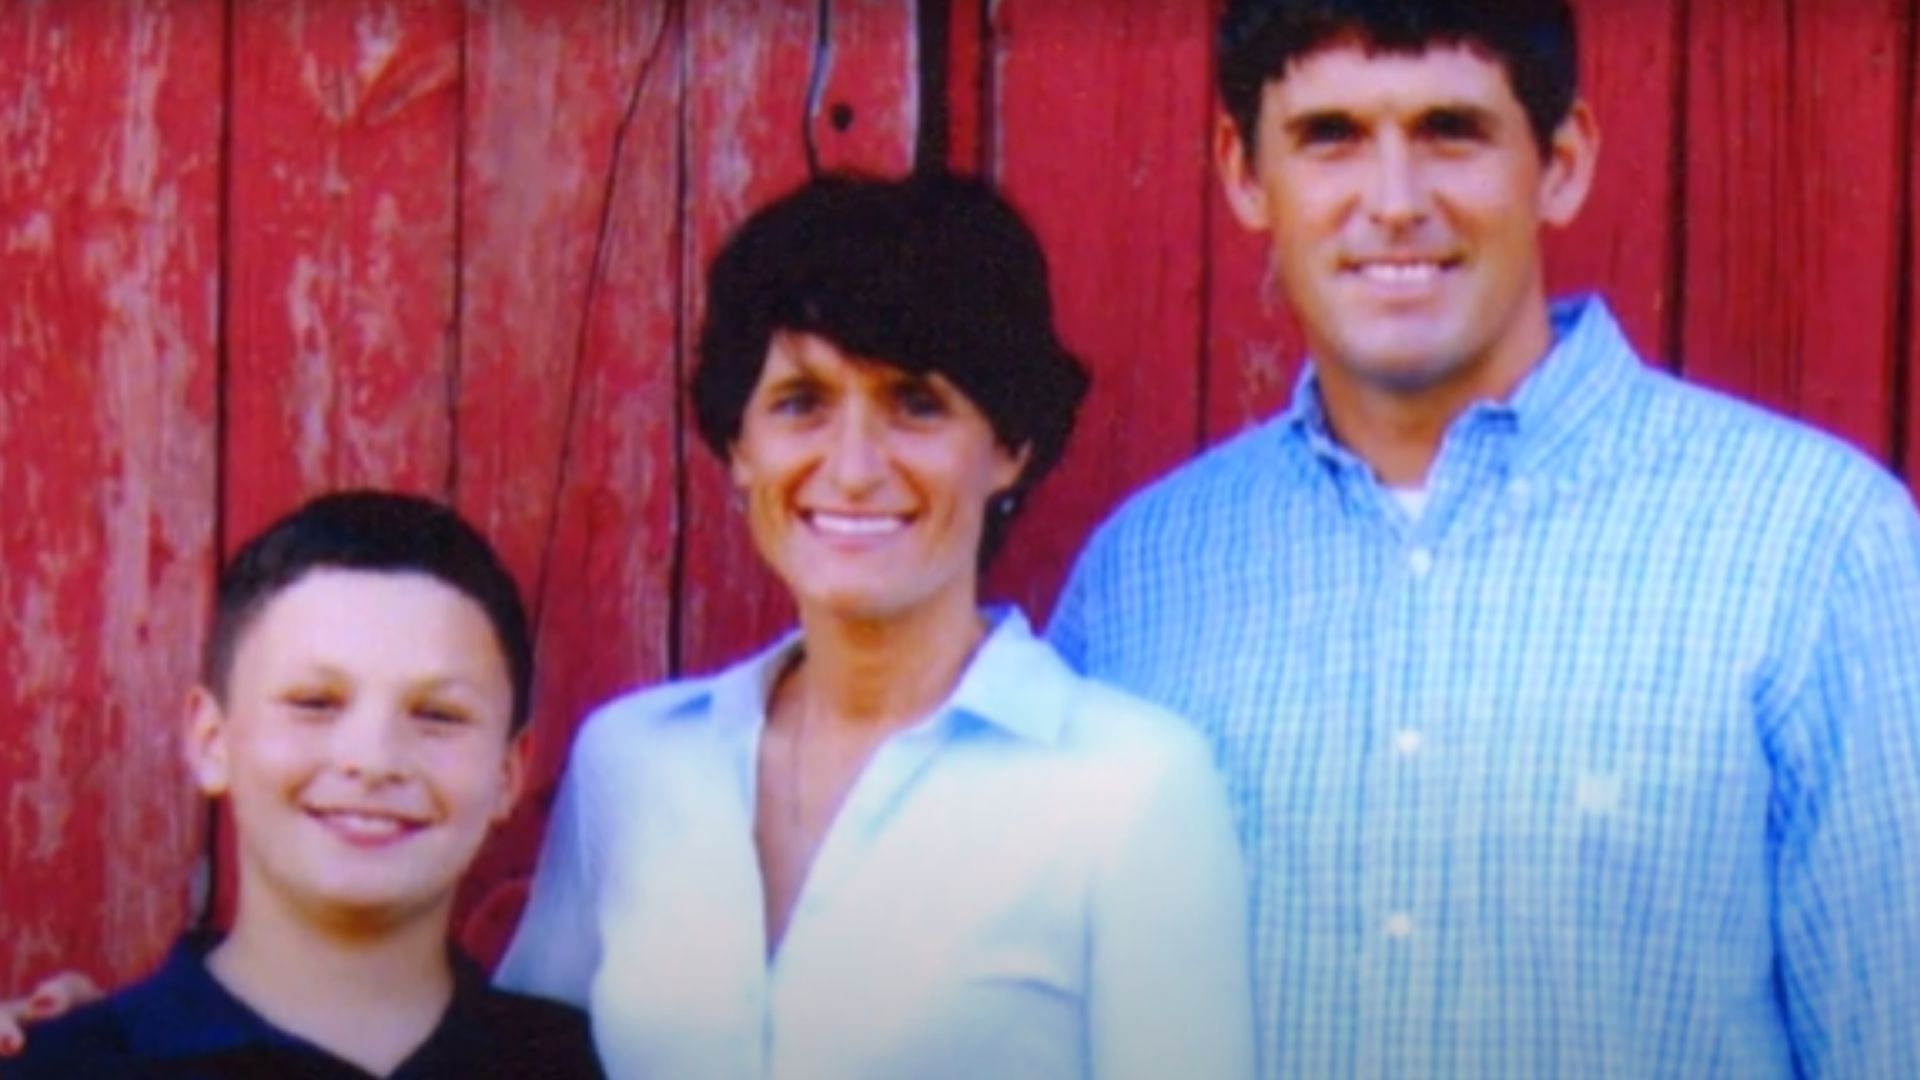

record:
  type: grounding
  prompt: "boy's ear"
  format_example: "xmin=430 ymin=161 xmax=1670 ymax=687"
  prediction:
xmin=493 ymin=729 xmax=532 ymax=825
xmin=183 ymin=687 xmax=230 ymax=797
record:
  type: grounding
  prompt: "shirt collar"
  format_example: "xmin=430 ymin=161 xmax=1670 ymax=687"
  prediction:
xmin=112 ymin=932 xmax=496 ymax=1071
xmin=1278 ymin=295 xmax=1641 ymax=473
xmin=692 ymin=607 xmax=1071 ymax=747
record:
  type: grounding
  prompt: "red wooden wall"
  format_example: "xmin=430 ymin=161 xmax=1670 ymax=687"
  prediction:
xmin=3 ymin=0 xmax=1917 ymax=989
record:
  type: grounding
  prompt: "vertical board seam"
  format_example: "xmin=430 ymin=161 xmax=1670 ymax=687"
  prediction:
xmin=446 ymin=1 xmax=470 ymax=497
xmin=1662 ymin=0 xmax=1691 ymax=372
xmin=667 ymin=0 xmax=692 ymax=678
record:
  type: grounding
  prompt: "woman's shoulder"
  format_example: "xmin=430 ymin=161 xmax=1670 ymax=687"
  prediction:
xmin=986 ymin=616 xmax=1217 ymax=776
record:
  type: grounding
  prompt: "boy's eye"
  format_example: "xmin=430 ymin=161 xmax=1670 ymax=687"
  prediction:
xmin=283 ymin=692 xmax=341 ymax=715
xmin=413 ymin=703 xmax=469 ymax=726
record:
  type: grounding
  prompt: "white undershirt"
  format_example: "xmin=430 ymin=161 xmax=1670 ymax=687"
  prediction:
xmin=1387 ymin=485 xmax=1431 ymax=522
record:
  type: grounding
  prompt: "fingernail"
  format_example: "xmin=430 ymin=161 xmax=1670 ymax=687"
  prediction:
xmin=24 ymin=992 xmax=53 ymax=1015
xmin=0 ymin=1033 xmax=20 ymax=1054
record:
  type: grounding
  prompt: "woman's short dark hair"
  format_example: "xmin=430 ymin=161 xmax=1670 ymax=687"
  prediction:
xmin=1219 ymin=0 xmax=1578 ymax=157
xmin=203 ymin=490 xmax=535 ymax=733
xmin=693 ymin=171 xmax=1089 ymax=565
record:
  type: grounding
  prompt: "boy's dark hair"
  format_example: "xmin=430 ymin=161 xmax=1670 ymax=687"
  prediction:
xmin=693 ymin=171 xmax=1089 ymax=566
xmin=1218 ymin=0 xmax=1578 ymax=156
xmin=203 ymin=490 xmax=535 ymax=733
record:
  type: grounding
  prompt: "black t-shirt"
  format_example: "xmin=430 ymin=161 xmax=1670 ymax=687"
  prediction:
xmin=6 ymin=934 xmax=603 ymax=1079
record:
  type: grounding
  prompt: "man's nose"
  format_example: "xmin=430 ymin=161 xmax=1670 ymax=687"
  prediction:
xmin=1364 ymin=136 xmax=1427 ymax=228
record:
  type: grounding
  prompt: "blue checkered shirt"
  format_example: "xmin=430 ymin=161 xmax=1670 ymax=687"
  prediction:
xmin=1049 ymin=297 xmax=1920 ymax=1078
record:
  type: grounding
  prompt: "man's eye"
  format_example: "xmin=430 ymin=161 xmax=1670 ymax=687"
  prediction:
xmin=1297 ymin=116 xmax=1360 ymax=146
xmin=1418 ymin=111 xmax=1486 ymax=142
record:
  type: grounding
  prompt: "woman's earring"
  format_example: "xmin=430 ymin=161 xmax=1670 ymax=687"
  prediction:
xmin=994 ymin=492 xmax=1020 ymax=517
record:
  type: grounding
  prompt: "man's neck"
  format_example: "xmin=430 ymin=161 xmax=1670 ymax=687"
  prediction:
xmin=210 ymin=894 xmax=456 ymax=1075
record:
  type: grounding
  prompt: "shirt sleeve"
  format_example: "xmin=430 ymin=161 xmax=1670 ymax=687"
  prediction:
xmin=494 ymin=730 xmax=605 ymax=1008
xmin=1770 ymin=482 xmax=1920 ymax=1077
xmin=1085 ymin=726 xmax=1257 ymax=1080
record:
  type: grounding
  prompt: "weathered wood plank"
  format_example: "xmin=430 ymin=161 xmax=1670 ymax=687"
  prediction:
xmin=451 ymin=0 xmax=682 ymax=963
xmin=223 ymin=0 xmax=465 ymax=547
xmin=1544 ymin=0 xmax=1679 ymax=363
xmin=1681 ymin=0 xmax=1908 ymax=458
xmin=1906 ymin=0 xmax=1920 ymax=498
xmin=677 ymin=0 xmax=919 ymax=674
xmin=1204 ymin=1 xmax=1682 ymax=439
xmin=985 ymin=0 xmax=1213 ymax=621
xmin=0 ymin=0 xmax=220 ymax=989
xmin=216 ymin=0 xmax=466 ymax=927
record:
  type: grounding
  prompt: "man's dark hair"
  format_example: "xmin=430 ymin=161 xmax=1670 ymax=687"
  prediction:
xmin=203 ymin=490 xmax=535 ymax=733
xmin=1219 ymin=0 xmax=1578 ymax=156
xmin=694 ymin=171 xmax=1089 ymax=566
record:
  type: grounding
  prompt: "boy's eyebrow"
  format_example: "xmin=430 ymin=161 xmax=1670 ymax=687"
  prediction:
xmin=1279 ymin=101 xmax=1505 ymax=139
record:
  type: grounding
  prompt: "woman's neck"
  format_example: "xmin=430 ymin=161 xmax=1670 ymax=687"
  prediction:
xmin=210 ymin=891 xmax=455 ymax=1076
xmin=788 ymin=587 xmax=987 ymax=730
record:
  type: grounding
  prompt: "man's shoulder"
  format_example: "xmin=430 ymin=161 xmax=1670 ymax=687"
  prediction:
xmin=1628 ymin=368 xmax=1905 ymax=514
xmin=1087 ymin=416 xmax=1299 ymax=546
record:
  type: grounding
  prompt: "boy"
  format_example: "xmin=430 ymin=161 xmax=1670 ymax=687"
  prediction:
xmin=9 ymin=491 xmax=602 ymax=1078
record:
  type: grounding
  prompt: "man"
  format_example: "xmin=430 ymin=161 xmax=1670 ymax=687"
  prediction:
xmin=1048 ymin=1 xmax=1920 ymax=1076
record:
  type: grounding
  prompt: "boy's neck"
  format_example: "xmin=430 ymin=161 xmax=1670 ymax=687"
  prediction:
xmin=209 ymin=898 xmax=457 ymax=1075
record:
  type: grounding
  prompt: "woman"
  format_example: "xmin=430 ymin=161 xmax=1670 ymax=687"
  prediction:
xmin=496 ymin=173 xmax=1254 ymax=1080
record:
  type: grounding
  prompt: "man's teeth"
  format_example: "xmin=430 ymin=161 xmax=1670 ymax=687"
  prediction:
xmin=811 ymin=512 xmax=905 ymax=536
xmin=1359 ymin=261 xmax=1445 ymax=284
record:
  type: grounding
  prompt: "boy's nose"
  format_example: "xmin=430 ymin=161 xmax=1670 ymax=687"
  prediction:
xmin=330 ymin=708 xmax=407 ymax=780
xmin=824 ymin=409 xmax=887 ymax=492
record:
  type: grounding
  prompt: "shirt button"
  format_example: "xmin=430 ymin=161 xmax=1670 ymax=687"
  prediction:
xmin=1384 ymin=912 xmax=1415 ymax=939
xmin=1407 ymin=547 xmax=1434 ymax=576
xmin=1393 ymin=729 xmax=1423 ymax=756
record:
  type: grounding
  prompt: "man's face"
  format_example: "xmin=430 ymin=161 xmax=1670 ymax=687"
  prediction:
xmin=1218 ymin=43 xmax=1594 ymax=406
xmin=187 ymin=569 xmax=525 ymax=936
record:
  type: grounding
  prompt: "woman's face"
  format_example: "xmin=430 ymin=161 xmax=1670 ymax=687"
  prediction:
xmin=730 ymin=331 xmax=1028 ymax=627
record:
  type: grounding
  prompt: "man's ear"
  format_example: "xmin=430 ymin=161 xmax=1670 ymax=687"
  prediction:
xmin=183 ymin=687 xmax=230 ymax=797
xmin=1539 ymin=100 xmax=1600 ymax=228
xmin=1215 ymin=111 xmax=1273 ymax=233
xmin=493 ymin=729 xmax=532 ymax=825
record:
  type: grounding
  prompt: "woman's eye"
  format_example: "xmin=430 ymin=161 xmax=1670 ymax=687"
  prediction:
xmin=767 ymin=387 xmax=821 ymax=416
xmin=893 ymin=383 xmax=949 ymax=418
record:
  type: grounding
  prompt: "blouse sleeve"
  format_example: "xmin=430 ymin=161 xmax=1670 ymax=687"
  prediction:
xmin=494 ymin=729 xmax=605 ymax=1008
xmin=1085 ymin=726 xmax=1257 ymax=1080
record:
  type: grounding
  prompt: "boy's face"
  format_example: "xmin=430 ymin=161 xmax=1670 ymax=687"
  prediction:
xmin=1217 ymin=42 xmax=1595 ymax=406
xmin=187 ymin=568 xmax=525 ymax=934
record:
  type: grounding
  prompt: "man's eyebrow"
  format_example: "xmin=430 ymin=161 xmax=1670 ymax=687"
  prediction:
xmin=1411 ymin=102 xmax=1502 ymax=131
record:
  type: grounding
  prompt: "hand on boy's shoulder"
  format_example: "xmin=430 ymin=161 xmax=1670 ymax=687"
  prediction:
xmin=0 ymin=993 xmax=131 ymax=1077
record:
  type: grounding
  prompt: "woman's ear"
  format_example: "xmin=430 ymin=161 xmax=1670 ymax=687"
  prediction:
xmin=993 ymin=441 xmax=1034 ymax=495
xmin=493 ymin=729 xmax=532 ymax=826
xmin=182 ymin=687 xmax=230 ymax=797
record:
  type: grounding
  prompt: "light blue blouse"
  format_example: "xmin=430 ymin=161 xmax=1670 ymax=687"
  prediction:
xmin=497 ymin=608 xmax=1254 ymax=1080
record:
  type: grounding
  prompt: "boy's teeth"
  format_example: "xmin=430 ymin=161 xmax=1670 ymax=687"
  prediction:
xmin=324 ymin=811 xmax=405 ymax=837
xmin=812 ymin=513 xmax=904 ymax=536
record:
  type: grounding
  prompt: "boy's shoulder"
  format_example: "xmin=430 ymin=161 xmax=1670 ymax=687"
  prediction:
xmin=462 ymin=982 xmax=602 ymax=1078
